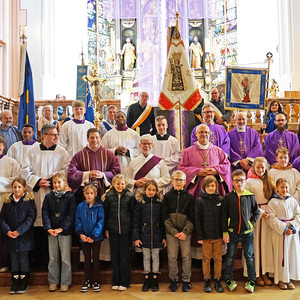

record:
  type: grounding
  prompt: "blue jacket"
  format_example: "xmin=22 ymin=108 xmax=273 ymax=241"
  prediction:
xmin=75 ymin=197 xmax=104 ymax=242
xmin=0 ymin=192 xmax=37 ymax=252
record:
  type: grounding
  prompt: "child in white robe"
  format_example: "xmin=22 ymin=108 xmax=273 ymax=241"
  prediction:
xmin=266 ymin=178 xmax=300 ymax=289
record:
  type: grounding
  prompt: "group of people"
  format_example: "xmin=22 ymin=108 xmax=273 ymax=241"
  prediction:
xmin=0 ymin=90 xmax=299 ymax=295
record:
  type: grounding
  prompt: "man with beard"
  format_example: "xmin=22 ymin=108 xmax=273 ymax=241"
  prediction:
xmin=264 ymin=112 xmax=300 ymax=165
xmin=0 ymin=110 xmax=22 ymax=154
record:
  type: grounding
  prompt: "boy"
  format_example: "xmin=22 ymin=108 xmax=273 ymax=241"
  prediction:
xmin=270 ymin=147 xmax=300 ymax=204
xmin=222 ymin=170 xmax=260 ymax=293
xmin=162 ymin=170 xmax=194 ymax=292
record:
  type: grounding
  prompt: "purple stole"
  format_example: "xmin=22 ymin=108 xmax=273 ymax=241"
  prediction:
xmin=134 ymin=156 xmax=162 ymax=180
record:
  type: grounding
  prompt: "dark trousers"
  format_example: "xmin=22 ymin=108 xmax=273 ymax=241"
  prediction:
xmin=0 ymin=233 xmax=9 ymax=268
xmin=10 ymin=251 xmax=29 ymax=273
xmin=81 ymin=241 xmax=101 ymax=282
xmin=109 ymin=233 xmax=131 ymax=287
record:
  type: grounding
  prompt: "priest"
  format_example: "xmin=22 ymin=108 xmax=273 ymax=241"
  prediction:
xmin=101 ymin=111 xmax=140 ymax=173
xmin=264 ymin=112 xmax=300 ymax=165
xmin=179 ymin=124 xmax=232 ymax=199
xmin=190 ymin=103 xmax=230 ymax=157
xmin=99 ymin=105 xmax=117 ymax=138
xmin=228 ymin=112 xmax=263 ymax=171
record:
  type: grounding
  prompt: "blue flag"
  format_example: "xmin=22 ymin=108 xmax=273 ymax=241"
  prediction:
xmin=84 ymin=81 xmax=95 ymax=124
xmin=18 ymin=51 xmax=37 ymax=140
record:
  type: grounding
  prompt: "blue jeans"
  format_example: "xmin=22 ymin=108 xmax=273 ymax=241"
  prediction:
xmin=225 ymin=231 xmax=256 ymax=282
xmin=10 ymin=251 xmax=29 ymax=273
xmin=48 ymin=235 xmax=72 ymax=285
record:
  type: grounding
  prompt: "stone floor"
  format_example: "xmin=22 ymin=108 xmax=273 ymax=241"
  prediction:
xmin=0 ymin=282 xmax=300 ymax=300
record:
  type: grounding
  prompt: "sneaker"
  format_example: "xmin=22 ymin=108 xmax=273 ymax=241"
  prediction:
xmin=112 ymin=285 xmax=119 ymax=290
xmin=60 ymin=284 xmax=69 ymax=292
xmin=49 ymin=284 xmax=58 ymax=292
xmin=278 ymin=281 xmax=287 ymax=290
xmin=287 ymin=281 xmax=295 ymax=290
xmin=182 ymin=282 xmax=191 ymax=292
xmin=225 ymin=278 xmax=237 ymax=291
xmin=92 ymin=282 xmax=101 ymax=292
xmin=118 ymin=285 xmax=127 ymax=291
xmin=214 ymin=278 xmax=224 ymax=293
xmin=245 ymin=280 xmax=255 ymax=293
xmin=169 ymin=280 xmax=178 ymax=292
xmin=204 ymin=279 xmax=211 ymax=293
xmin=81 ymin=280 xmax=91 ymax=292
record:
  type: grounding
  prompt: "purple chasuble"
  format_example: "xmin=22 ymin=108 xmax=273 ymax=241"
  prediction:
xmin=264 ymin=129 xmax=300 ymax=165
xmin=190 ymin=123 xmax=230 ymax=157
xmin=292 ymin=156 xmax=300 ymax=173
xmin=178 ymin=142 xmax=232 ymax=199
xmin=134 ymin=155 xmax=162 ymax=180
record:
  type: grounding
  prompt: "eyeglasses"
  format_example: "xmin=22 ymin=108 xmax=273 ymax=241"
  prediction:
xmin=173 ymin=179 xmax=185 ymax=182
xmin=197 ymin=131 xmax=210 ymax=134
xmin=202 ymin=111 xmax=214 ymax=114
xmin=46 ymin=133 xmax=59 ymax=137
xmin=140 ymin=142 xmax=153 ymax=146
xmin=232 ymin=179 xmax=246 ymax=183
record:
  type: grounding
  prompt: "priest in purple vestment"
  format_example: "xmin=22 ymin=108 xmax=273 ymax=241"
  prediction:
xmin=67 ymin=128 xmax=120 ymax=202
xmin=264 ymin=112 xmax=300 ymax=165
xmin=190 ymin=103 xmax=230 ymax=158
xmin=179 ymin=124 xmax=232 ymax=199
xmin=228 ymin=112 xmax=263 ymax=171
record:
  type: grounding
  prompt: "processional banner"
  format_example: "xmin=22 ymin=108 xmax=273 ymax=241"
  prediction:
xmin=225 ymin=67 xmax=267 ymax=110
xmin=76 ymin=65 xmax=88 ymax=102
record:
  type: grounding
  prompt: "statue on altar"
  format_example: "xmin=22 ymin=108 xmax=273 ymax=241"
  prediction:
xmin=269 ymin=79 xmax=279 ymax=98
xmin=121 ymin=37 xmax=136 ymax=71
xmin=103 ymin=40 xmax=115 ymax=75
xmin=189 ymin=35 xmax=203 ymax=69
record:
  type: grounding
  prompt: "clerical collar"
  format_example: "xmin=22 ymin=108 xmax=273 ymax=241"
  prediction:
xmin=197 ymin=141 xmax=209 ymax=149
xmin=237 ymin=126 xmax=246 ymax=132
xmin=116 ymin=126 xmax=128 ymax=131
xmin=0 ymin=154 xmax=4 ymax=159
xmin=22 ymin=140 xmax=36 ymax=145
xmin=40 ymin=143 xmax=57 ymax=151
xmin=72 ymin=118 xmax=85 ymax=124
xmin=156 ymin=133 xmax=170 ymax=140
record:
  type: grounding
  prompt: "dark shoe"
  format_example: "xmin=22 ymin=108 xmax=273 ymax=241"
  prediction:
xmin=142 ymin=273 xmax=151 ymax=292
xmin=151 ymin=273 xmax=159 ymax=292
xmin=92 ymin=281 xmax=101 ymax=292
xmin=9 ymin=273 xmax=20 ymax=294
xmin=182 ymin=281 xmax=191 ymax=292
xmin=81 ymin=280 xmax=91 ymax=292
xmin=214 ymin=278 xmax=224 ymax=293
xmin=204 ymin=279 xmax=211 ymax=292
xmin=17 ymin=273 xmax=29 ymax=294
xmin=225 ymin=278 xmax=237 ymax=291
xmin=168 ymin=279 xmax=178 ymax=292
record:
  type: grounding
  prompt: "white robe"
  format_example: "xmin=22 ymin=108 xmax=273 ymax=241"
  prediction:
xmin=21 ymin=143 xmax=70 ymax=226
xmin=244 ymin=178 xmax=274 ymax=276
xmin=152 ymin=135 xmax=182 ymax=175
xmin=269 ymin=168 xmax=300 ymax=204
xmin=0 ymin=156 xmax=20 ymax=209
xmin=102 ymin=127 xmax=140 ymax=174
xmin=125 ymin=153 xmax=171 ymax=194
xmin=58 ymin=120 xmax=95 ymax=157
xmin=266 ymin=195 xmax=300 ymax=284
xmin=7 ymin=141 xmax=38 ymax=167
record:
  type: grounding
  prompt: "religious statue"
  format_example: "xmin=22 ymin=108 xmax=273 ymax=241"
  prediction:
xmin=241 ymin=76 xmax=250 ymax=103
xmin=189 ymin=35 xmax=203 ymax=69
xmin=212 ymin=38 xmax=222 ymax=72
xmin=169 ymin=51 xmax=185 ymax=92
xmin=269 ymin=79 xmax=279 ymax=98
xmin=121 ymin=37 xmax=136 ymax=71
xmin=103 ymin=40 xmax=115 ymax=75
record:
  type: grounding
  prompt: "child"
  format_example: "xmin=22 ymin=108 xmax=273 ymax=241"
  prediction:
xmin=162 ymin=170 xmax=194 ymax=292
xmin=245 ymin=156 xmax=276 ymax=286
xmin=76 ymin=182 xmax=104 ymax=293
xmin=102 ymin=174 xmax=135 ymax=291
xmin=132 ymin=180 xmax=166 ymax=292
xmin=266 ymin=178 xmax=300 ymax=289
xmin=270 ymin=147 xmax=300 ymax=204
xmin=0 ymin=177 xmax=36 ymax=294
xmin=195 ymin=175 xmax=224 ymax=293
xmin=222 ymin=170 xmax=260 ymax=293
xmin=42 ymin=172 xmax=76 ymax=292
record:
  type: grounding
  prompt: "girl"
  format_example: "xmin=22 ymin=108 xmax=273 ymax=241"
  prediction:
xmin=195 ymin=175 xmax=224 ymax=293
xmin=266 ymin=178 xmax=300 ymax=289
xmin=42 ymin=172 xmax=76 ymax=292
xmin=261 ymin=100 xmax=282 ymax=135
xmin=0 ymin=178 xmax=36 ymax=294
xmin=76 ymin=182 xmax=104 ymax=293
xmin=102 ymin=174 xmax=135 ymax=291
xmin=132 ymin=180 xmax=166 ymax=292
xmin=245 ymin=157 xmax=276 ymax=286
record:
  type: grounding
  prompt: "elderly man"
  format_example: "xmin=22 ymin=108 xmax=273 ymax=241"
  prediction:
xmin=179 ymin=124 xmax=231 ymax=199
xmin=102 ymin=111 xmax=140 ymax=173
xmin=37 ymin=105 xmax=57 ymax=132
xmin=0 ymin=110 xmax=22 ymax=154
xmin=7 ymin=123 xmax=38 ymax=167
xmin=228 ymin=112 xmax=263 ymax=171
xmin=58 ymin=100 xmax=95 ymax=157
xmin=125 ymin=134 xmax=171 ymax=194
xmin=99 ymin=105 xmax=118 ymax=138
xmin=190 ymin=103 xmax=230 ymax=157
xmin=127 ymin=91 xmax=156 ymax=135
xmin=152 ymin=115 xmax=181 ymax=175
xmin=264 ymin=112 xmax=300 ymax=165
